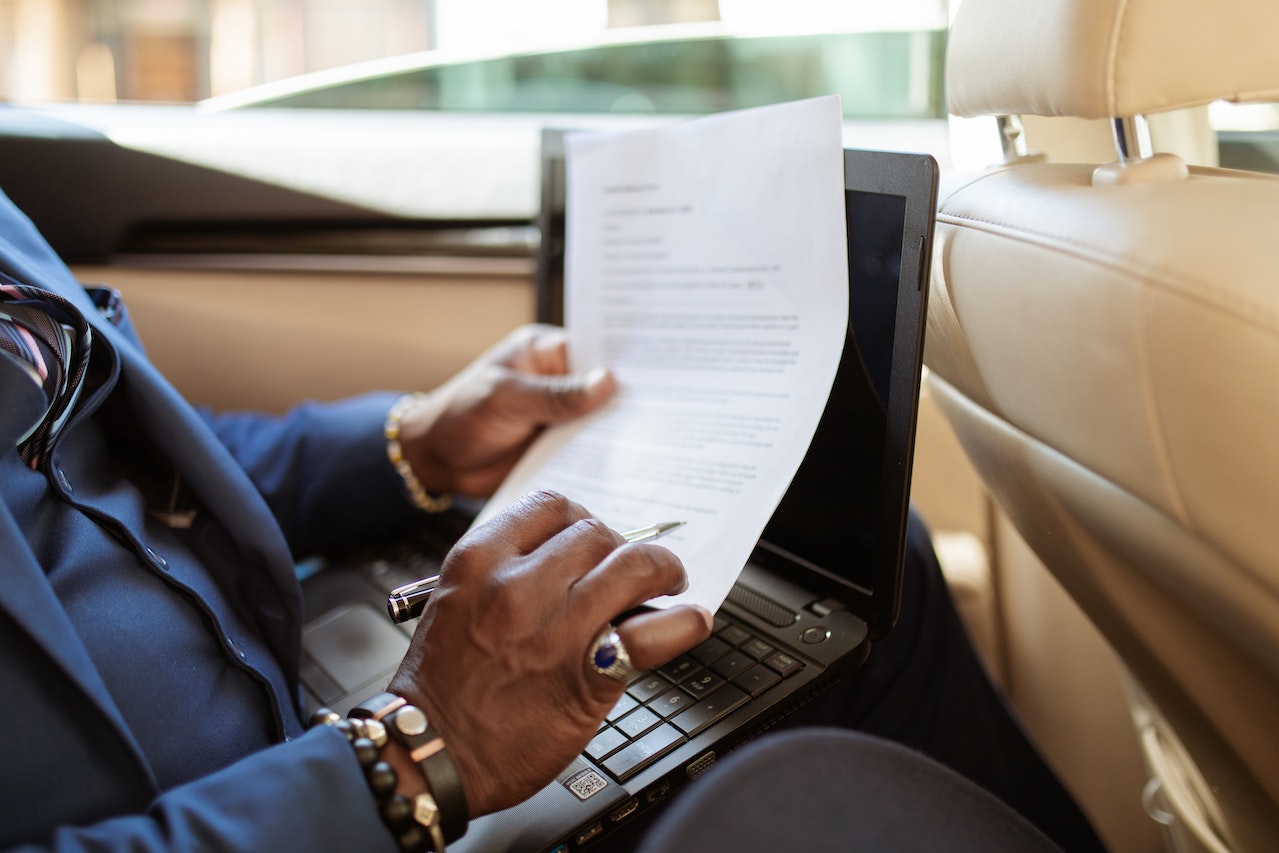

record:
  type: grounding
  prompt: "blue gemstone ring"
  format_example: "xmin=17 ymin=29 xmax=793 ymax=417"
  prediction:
xmin=589 ymin=628 xmax=639 ymax=684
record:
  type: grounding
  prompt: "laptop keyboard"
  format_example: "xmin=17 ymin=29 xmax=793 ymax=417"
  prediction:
xmin=305 ymin=512 xmax=806 ymax=783
xmin=586 ymin=615 xmax=804 ymax=782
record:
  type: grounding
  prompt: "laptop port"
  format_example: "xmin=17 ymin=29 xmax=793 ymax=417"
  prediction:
xmin=609 ymin=798 xmax=640 ymax=823
xmin=645 ymin=780 xmax=672 ymax=805
xmin=575 ymin=821 xmax=604 ymax=846
xmin=685 ymin=751 xmax=717 ymax=779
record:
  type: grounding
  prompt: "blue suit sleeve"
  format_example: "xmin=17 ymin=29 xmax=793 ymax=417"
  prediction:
xmin=199 ymin=393 xmax=421 ymax=558
xmin=12 ymin=728 xmax=399 ymax=853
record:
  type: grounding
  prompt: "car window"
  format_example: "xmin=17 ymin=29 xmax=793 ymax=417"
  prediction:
xmin=1212 ymin=102 xmax=1279 ymax=174
xmin=231 ymin=31 xmax=946 ymax=120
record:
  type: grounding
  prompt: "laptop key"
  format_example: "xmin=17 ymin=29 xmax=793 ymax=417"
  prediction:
xmin=710 ymin=650 xmax=755 ymax=680
xmin=650 ymin=687 xmax=694 ymax=719
xmin=670 ymin=685 xmax=751 ymax=737
xmin=658 ymin=655 xmax=701 ymax=682
xmin=764 ymin=651 xmax=803 ymax=677
xmin=586 ymin=726 xmax=629 ymax=760
xmin=607 ymin=692 xmax=640 ymax=722
xmin=690 ymin=636 xmax=733 ymax=665
xmin=740 ymin=637 xmax=775 ymax=660
xmin=616 ymin=706 xmax=662 ymax=740
xmin=602 ymin=724 xmax=684 ymax=781
xmin=733 ymin=664 xmax=782 ymax=697
xmin=680 ymin=670 xmax=724 ymax=698
xmin=627 ymin=674 xmax=669 ymax=703
xmin=717 ymin=624 xmax=751 ymax=647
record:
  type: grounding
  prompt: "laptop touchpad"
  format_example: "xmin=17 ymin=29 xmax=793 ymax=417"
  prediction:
xmin=302 ymin=603 xmax=409 ymax=695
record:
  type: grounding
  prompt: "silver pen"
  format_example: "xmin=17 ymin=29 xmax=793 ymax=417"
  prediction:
xmin=386 ymin=520 xmax=686 ymax=623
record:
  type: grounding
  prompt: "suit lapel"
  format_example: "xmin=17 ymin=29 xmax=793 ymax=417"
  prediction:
xmin=0 ymin=363 xmax=158 ymax=789
xmin=0 ymin=228 xmax=304 ymax=724
xmin=90 ymin=310 xmax=305 ymax=687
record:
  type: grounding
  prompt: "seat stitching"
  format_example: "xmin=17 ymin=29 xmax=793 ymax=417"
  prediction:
xmin=1107 ymin=0 xmax=1133 ymax=116
xmin=936 ymin=210 xmax=1279 ymax=336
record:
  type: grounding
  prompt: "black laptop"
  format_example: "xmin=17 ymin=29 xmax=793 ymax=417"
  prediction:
xmin=297 ymin=132 xmax=938 ymax=853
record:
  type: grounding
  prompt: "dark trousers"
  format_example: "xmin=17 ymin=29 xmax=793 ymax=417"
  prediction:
xmin=638 ymin=728 xmax=1067 ymax=852
xmin=622 ymin=509 xmax=1107 ymax=851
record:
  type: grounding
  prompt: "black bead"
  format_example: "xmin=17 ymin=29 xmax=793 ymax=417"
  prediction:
xmin=367 ymin=760 xmax=398 ymax=800
xmin=332 ymin=718 xmax=356 ymax=741
xmin=309 ymin=707 xmax=340 ymax=729
xmin=398 ymin=825 xmax=426 ymax=853
xmin=352 ymin=737 xmax=380 ymax=770
xmin=382 ymin=793 xmax=414 ymax=831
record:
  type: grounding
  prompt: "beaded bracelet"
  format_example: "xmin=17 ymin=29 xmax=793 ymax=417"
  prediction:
xmin=385 ymin=393 xmax=453 ymax=514
xmin=351 ymin=693 xmax=468 ymax=846
xmin=311 ymin=707 xmax=448 ymax=853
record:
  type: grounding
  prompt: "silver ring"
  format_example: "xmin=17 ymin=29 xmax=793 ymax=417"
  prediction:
xmin=589 ymin=628 xmax=639 ymax=684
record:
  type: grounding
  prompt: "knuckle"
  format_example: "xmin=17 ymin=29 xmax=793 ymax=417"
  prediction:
xmin=514 ymin=489 xmax=579 ymax=524
xmin=443 ymin=533 xmax=493 ymax=572
xmin=568 ymin=516 xmax=616 ymax=544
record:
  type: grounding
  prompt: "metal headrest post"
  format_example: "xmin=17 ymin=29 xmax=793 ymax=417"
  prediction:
xmin=1112 ymin=115 xmax=1155 ymax=163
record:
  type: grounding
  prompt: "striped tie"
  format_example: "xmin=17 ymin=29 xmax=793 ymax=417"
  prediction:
xmin=0 ymin=274 xmax=94 ymax=469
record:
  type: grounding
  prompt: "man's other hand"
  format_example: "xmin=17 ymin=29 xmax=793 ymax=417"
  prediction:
xmin=388 ymin=491 xmax=714 ymax=818
xmin=396 ymin=324 xmax=615 ymax=498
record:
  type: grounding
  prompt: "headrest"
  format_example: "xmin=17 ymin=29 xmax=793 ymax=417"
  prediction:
xmin=947 ymin=0 xmax=1279 ymax=120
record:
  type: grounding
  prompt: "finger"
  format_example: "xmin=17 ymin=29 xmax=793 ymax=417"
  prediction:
xmin=494 ymin=324 xmax=568 ymax=375
xmin=466 ymin=490 xmax=593 ymax=558
xmin=615 ymin=606 xmax=715 ymax=672
xmin=569 ymin=543 xmax=689 ymax=626
xmin=494 ymin=367 xmax=616 ymax=426
xmin=521 ymin=515 xmax=627 ymax=589
xmin=523 ymin=326 xmax=570 ymax=375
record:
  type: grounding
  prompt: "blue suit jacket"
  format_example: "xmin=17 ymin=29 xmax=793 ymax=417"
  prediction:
xmin=0 ymin=189 xmax=421 ymax=851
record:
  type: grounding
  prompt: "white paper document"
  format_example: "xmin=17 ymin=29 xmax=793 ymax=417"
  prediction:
xmin=478 ymin=96 xmax=849 ymax=612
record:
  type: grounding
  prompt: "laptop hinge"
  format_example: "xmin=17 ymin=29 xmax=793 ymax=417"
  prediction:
xmin=808 ymin=597 xmax=847 ymax=618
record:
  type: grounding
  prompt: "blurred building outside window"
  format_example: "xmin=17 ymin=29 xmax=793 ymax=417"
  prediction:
xmin=1 ymin=0 xmax=742 ymax=104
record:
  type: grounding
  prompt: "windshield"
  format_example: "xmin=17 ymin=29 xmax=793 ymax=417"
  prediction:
xmin=233 ymin=31 xmax=945 ymax=120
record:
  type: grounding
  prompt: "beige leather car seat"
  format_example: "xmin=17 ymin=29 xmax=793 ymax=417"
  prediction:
xmin=928 ymin=1 xmax=1279 ymax=851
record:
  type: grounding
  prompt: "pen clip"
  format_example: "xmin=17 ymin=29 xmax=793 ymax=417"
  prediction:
xmin=390 ymin=575 xmax=440 ymax=598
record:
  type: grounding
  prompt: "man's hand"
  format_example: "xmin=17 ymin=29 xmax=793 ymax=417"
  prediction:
xmin=387 ymin=491 xmax=714 ymax=818
xmin=396 ymin=325 xmax=615 ymax=498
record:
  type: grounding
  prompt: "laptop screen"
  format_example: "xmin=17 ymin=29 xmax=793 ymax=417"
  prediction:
xmin=753 ymin=186 xmax=910 ymax=623
xmin=537 ymin=137 xmax=935 ymax=638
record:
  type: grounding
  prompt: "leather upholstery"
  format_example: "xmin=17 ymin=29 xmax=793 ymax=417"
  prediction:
xmin=931 ymin=0 xmax=1279 ymax=849
xmin=946 ymin=0 xmax=1279 ymax=120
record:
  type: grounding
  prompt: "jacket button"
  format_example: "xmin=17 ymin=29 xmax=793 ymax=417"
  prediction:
xmin=144 ymin=546 xmax=168 ymax=571
xmin=55 ymin=468 xmax=73 ymax=494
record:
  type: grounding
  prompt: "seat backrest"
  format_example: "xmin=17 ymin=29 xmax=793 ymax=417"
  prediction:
xmin=928 ymin=1 xmax=1279 ymax=850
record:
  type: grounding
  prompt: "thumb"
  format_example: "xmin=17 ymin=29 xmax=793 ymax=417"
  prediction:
xmin=504 ymin=366 xmax=616 ymax=425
